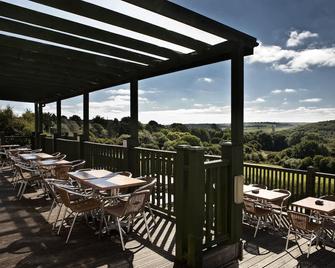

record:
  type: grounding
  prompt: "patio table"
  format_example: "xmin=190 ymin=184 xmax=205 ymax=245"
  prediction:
xmin=292 ymin=197 xmax=335 ymax=215
xmin=69 ymin=169 xmax=146 ymax=191
xmin=37 ymin=159 xmax=70 ymax=167
xmin=243 ymin=184 xmax=261 ymax=193
xmin=20 ymin=152 xmax=56 ymax=161
xmin=244 ymin=188 xmax=288 ymax=202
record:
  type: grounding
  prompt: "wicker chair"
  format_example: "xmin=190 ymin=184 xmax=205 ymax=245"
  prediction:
xmin=286 ymin=211 xmax=322 ymax=258
xmin=55 ymin=185 xmax=101 ymax=243
xmin=54 ymin=165 xmax=72 ymax=181
xmin=115 ymin=171 xmax=132 ymax=177
xmin=52 ymin=152 xmax=61 ymax=157
xmin=102 ymin=190 xmax=151 ymax=250
xmin=270 ymin=189 xmax=291 ymax=227
xmin=56 ymin=154 xmax=67 ymax=161
xmin=243 ymin=198 xmax=272 ymax=238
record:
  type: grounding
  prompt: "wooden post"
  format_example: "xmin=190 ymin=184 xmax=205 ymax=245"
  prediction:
xmin=306 ymin=166 xmax=316 ymax=197
xmin=175 ymin=145 xmax=205 ymax=268
xmin=34 ymin=102 xmax=39 ymax=149
xmin=229 ymin=44 xmax=244 ymax=243
xmin=83 ymin=93 xmax=89 ymax=141
xmin=56 ymin=100 xmax=62 ymax=136
xmin=128 ymin=81 xmax=140 ymax=176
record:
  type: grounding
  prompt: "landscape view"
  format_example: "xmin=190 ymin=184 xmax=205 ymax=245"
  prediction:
xmin=1 ymin=107 xmax=335 ymax=173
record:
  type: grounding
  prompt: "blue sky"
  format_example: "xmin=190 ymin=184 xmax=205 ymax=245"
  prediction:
xmin=1 ymin=0 xmax=335 ymax=123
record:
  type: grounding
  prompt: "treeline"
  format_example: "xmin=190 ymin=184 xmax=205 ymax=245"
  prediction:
xmin=1 ymin=106 xmax=334 ymax=173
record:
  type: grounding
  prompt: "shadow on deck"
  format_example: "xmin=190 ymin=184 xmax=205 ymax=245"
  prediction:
xmin=0 ymin=170 xmax=175 ymax=268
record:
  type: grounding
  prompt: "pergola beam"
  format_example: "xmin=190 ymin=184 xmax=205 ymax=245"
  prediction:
xmin=0 ymin=1 xmax=179 ymax=59
xmin=0 ymin=17 xmax=161 ymax=65
xmin=31 ymin=0 xmax=210 ymax=51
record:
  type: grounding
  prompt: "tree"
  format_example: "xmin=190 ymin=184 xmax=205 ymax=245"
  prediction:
xmin=145 ymin=120 xmax=163 ymax=132
xmin=170 ymin=123 xmax=189 ymax=132
xmin=92 ymin=115 xmax=107 ymax=128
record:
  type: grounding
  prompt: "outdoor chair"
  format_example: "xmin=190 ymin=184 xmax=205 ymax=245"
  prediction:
xmin=115 ymin=171 xmax=132 ymax=177
xmin=55 ymin=185 xmax=101 ymax=243
xmin=15 ymin=164 xmax=43 ymax=199
xmin=243 ymin=197 xmax=272 ymax=238
xmin=52 ymin=152 xmax=61 ymax=157
xmin=286 ymin=211 xmax=322 ymax=258
xmin=54 ymin=165 xmax=72 ymax=181
xmin=270 ymin=189 xmax=291 ymax=227
xmin=320 ymin=195 xmax=335 ymax=241
xmin=101 ymin=190 xmax=151 ymax=251
xmin=56 ymin=154 xmax=67 ymax=161
xmin=69 ymin=159 xmax=86 ymax=171
xmin=31 ymin=148 xmax=42 ymax=153
xmin=251 ymin=184 xmax=267 ymax=189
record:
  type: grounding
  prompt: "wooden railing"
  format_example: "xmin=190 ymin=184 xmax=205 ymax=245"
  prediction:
xmin=244 ymin=163 xmax=335 ymax=202
xmin=55 ymin=138 xmax=80 ymax=160
xmin=135 ymin=147 xmax=176 ymax=216
xmin=83 ymin=141 xmax=128 ymax=172
xmin=1 ymin=135 xmax=33 ymax=147
xmin=203 ymin=159 xmax=230 ymax=249
xmin=43 ymin=136 xmax=54 ymax=154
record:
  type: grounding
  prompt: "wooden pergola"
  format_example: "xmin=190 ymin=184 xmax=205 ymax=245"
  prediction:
xmin=0 ymin=0 xmax=257 ymax=266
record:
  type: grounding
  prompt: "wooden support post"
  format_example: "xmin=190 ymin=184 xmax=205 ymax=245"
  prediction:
xmin=56 ymin=100 xmax=61 ymax=136
xmin=34 ymin=102 xmax=39 ymax=149
xmin=128 ymin=80 xmax=140 ymax=176
xmin=83 ymin=93 xmax=89 ymax=141
xmin=175 ymin=145 xmax=205 ymax=268
xmin=306 ymin=166 xmax=316 ymax=197
xmin=229 ymin=44 xmax=244 ymax=243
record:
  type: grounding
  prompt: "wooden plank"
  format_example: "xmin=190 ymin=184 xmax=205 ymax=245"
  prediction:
xmin=0 ymin=1 xmax=179 ymax=59
xmin=0 ymin=17 xmax=160 ymax=65
xmin=31 ymin=0 xmax=210 ymax=51
xmin=123 ymin=0 xmax=257 ymax=47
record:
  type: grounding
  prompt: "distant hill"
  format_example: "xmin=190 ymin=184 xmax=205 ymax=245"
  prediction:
xmin=284 ymin=120 xmax=335 ymax=140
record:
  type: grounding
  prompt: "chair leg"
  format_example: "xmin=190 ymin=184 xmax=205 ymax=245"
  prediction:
xmin=99 ymin=209 xmax=105 ymax=238
xmin=58 ymin=207 xmax=68 ymax=235
xmin=254 ymin=217 xmax=261 ymax=238
xmin=143 ymin=211 xmax=152 ymax=242
xmin=66 ymin=212 xmax=78 ymax=244
xmin=285 ymin=227 xmax=291 ymax=250
xmin=116 ymin=217 xmax=125 ymax=251
xmin=47 ymin=200 xmax=56 ymax=221
xmin=307 ymin=234 xmax=314 ymax=258
xmin=147 ymin=203 xmax=156 ymax=225
xmin=19 ymin=181 xmax=27 ymax=200
xmin=16 ymin=181 xmax=24 ymax=198
xmin=53 ymin=204 xmax=63 ymax=230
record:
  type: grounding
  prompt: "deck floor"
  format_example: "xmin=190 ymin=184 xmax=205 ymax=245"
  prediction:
xmin=0 ymin=169 xmax=335 ymax=267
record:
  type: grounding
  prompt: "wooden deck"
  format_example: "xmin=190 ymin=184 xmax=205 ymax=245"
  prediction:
xmin=1 ymin=169 xmax=335 ymax=267
xmin=0 ymin=170 xmax=175 ymax=268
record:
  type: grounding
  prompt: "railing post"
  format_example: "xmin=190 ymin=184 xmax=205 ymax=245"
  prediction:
xmin=175 ymin=145 xmax=205 ymax=268
xmin=40 ymin=134 xmax=46 ymax=151
xmin=306 ymin=166 xmax=316 ymax=197
xmin=127 ymin=138 xmax=140 ymax=177
xmin=79 ymin=134 xmax=86 ymax=161
xmin=221 ymin=142 xmax=243 ymax=244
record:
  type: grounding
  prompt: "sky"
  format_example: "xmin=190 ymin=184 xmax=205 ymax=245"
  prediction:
xmin=0 ymin=0 xmax=335 ymax=124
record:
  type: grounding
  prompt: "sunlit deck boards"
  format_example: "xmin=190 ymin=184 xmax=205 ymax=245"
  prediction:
xmin=240 ymin=222 xmax=335 ymax=268
xmin=1 ymin=169 xmax=335 ymax=267
xmin=0 ymin=171 xmax=175 ymax=268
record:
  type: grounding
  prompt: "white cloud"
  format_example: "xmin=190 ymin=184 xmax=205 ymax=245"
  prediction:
xmin=246 ymin=97 xmax=266 ymax=104
xmin=0 ymin=101 xmax=33 ymax=115
xmin=271 ymin=89 xmax=283 ymax=94
xmin=197 ymin=77 xmax=214 ymax=83
xmin=181 ymin=98 xmax=188 ymax=101
xmin=107 ymin=88 xmax=157 ymax=95
xmin=248 ymin=42 xmax=296 ymax=64
xmin=274 ymin=48 xmax=335 ymax=73
xmin=299 ymin=98 xmax=322 ymax=103
xmin=271 ymin=88 xmax=296 ymax=94
xmin=286 ymin=30 xmax=318 ymax=47
xmin=193 ymin=103 xmax=204 ymax=107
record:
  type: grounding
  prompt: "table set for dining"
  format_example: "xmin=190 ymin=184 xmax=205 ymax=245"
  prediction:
xmin=0 ymin=144 xmax=155 ymax=249
xmin=243 ymin=182 xmax=335 ymax=258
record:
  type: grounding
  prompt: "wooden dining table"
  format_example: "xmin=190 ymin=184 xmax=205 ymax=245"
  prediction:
xmin=37 ymin=159 xmax=70 ymax=167
xmin=244 ymin=188 xmax=288 ymax=202
xmin=243 ymin=184 xmax=261 ymax=193
xmin=20 ymin=152 xmax=55 ymax=161
xmin=292 ymin=197 xmax=335 ymax=215
xmin=69 ymin=169 xmax=146 ymax=191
